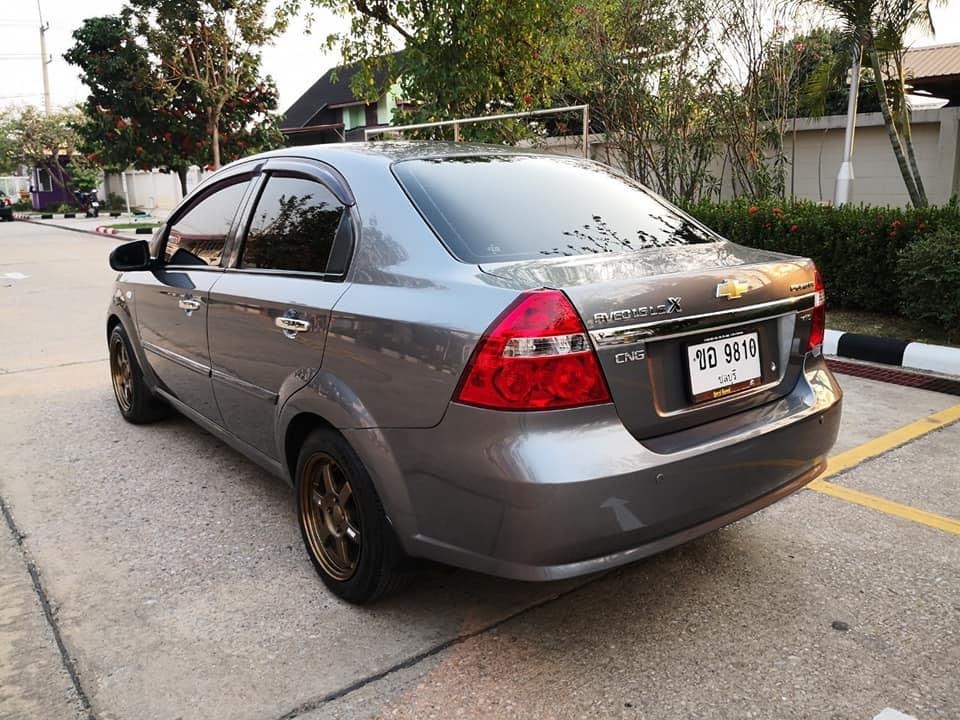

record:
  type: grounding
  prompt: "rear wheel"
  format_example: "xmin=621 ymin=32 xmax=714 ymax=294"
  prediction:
xmin=108 ymin=324 xmax=168 ymax=424
xmin=296 ymin=427 xmax=409 ymax=603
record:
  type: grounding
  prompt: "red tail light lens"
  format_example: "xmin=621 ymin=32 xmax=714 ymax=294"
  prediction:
xmin=807 ymin=268 xmax=826 ymax=351
xmin=454 ymin=290 xmax=612 ymax=410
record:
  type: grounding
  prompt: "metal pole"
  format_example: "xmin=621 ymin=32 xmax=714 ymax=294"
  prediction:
xmin=453 ymin=121 xmax=460 ymax=143
xmin=582 ymin=106 xmax=590 ymax=159
xmin=121 ymin=170 xmax=131 ymax=216
xmin=834 ymin=45 xmax=862 ymax=206
xmin=37 ymin=1 xmax=51 ymax=114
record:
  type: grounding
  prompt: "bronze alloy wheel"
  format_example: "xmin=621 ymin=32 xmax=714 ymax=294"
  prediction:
xmin=299 ymin=452 xmax=361 ymax=581
xmin=110 ymin=335 xmax=134 ymax=413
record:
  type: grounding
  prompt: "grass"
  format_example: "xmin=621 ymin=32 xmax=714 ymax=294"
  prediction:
xmin=827 ymin=308 xmax=958 ymax=348
xmin=105 ymin=222 xmax=161 ymax=230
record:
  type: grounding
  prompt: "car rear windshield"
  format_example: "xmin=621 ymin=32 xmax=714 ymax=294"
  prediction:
xmin=391 ymin=155 xmax=717 ymax=264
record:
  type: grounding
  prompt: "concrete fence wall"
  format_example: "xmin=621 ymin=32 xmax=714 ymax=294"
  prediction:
xmin=539 ymin=106 xmax=960 ymax=208
xmin=102 ymin=167 xmax=210 ymax=211
xmin=741 ymin=107 xmax=960 ymax=207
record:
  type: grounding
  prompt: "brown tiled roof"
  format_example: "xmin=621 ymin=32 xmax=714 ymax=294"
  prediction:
xmin=904 ymin=42 xmax=960 ymax=80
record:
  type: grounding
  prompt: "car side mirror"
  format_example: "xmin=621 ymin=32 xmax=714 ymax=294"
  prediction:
xmin=109 ymin=240 xmax=152 ymax=272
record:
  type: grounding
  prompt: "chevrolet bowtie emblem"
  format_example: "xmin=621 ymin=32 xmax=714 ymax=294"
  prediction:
xmin=716 ymin=279 xmax=750 ymax=300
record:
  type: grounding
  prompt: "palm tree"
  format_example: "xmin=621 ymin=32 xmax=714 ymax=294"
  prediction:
xmin=804 ymin=0 xmax=939 ymax=207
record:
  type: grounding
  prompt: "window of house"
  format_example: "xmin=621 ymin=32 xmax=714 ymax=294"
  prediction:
xmin=34 ymin=168 xmax=52 ymax=193
xmin=240 ymin=175 xmax=345 ymax=274
xmin=342 ymin=105 xmax=366 ymax=130
xmin=163 ymin=180 xmax=249 ymax=266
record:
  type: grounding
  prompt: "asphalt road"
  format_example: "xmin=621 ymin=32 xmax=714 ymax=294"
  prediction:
xmin=1 ymin=221 xmax=958 ymax=720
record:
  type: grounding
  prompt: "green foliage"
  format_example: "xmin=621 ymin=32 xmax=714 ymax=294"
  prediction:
xmin=55 ymin=203 xmax=78 ymax=214
xmin=67 ymin=157 xmax=102 ymax=192
xmin=65 ymin=2 xmax=286 ymax=181
xmin=106 ymin=193 xmax=127 ymax=211
xmin=896 ymin=228 xmax=960 ymax=335
xmin=577 ymin=0 xmax=721 ymax=203
xmin=0 ymin=107 xmax=95 ymax=202
xmin=317 ymin=0 xmax=590 ymax=139
xmin=13 ymin=198 xmax=32 ymax=211
xmin=685 ymin=199 xmax=960 ymax=316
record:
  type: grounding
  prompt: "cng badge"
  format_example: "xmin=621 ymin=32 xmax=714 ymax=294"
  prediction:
xmin=615 ymin=347 xmax=646 ymax=364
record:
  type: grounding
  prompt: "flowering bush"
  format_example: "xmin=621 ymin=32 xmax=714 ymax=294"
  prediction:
xmin=684 ymin=199 xmax=960 ymax=316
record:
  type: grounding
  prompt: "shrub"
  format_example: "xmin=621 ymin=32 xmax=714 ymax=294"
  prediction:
xmin=106 ymin=193 xmax=126 ymax=212
xmin=54 ymin=203 xmax=78 ymax=214
xmin=896 ymin=228 xmax=960 ymax=336
xmin=684 ymin=199 xmax=960 ymax=314
xmin=12 ymin=199 xmax=32 ymax=211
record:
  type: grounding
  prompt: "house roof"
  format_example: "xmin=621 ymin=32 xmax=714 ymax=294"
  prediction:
xmin=903 ymin=43 xmax=960 ymax=105
xmin=904 ymin=42 xmax=960 ymax=80
xmin=280 ymin=55 xmax=398 ymax=130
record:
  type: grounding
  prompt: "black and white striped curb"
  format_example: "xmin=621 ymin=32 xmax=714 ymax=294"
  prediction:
xmin=825 ymin=329 xmax=960 ymax=377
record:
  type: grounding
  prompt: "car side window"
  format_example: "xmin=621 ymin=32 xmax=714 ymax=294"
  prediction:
xmin=163 ymin=180 xmax=249 ymax=266
xmin=240 ymin=175 xmax=346 ymax=273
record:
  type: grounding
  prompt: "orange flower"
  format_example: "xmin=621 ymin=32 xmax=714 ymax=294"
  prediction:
xmin=748 ymin=206 xmax=759 ymax=215
xmin=790 ymin=224 xmax=799 ymax=233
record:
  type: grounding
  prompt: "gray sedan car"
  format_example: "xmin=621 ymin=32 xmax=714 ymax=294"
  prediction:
xmin=106 ymin=143 xmax=841 ymax=603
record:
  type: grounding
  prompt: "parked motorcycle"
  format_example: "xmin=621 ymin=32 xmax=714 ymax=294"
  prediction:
xmin=77 ymin=190 xmax=101 ymax=218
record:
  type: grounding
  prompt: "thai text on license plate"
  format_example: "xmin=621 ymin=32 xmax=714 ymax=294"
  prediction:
xmin=686 ymin=331 xmax=762 ymax=403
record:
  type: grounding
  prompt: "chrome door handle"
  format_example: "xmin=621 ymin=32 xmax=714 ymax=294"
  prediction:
xmin=178 ymin=297 xmax=201 ymax=314
xmin=275 ymin=316 xmax=311 ymax=337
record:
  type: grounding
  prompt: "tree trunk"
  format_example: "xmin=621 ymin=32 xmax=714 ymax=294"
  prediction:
xmin=868 ymin=45 xmax=924 ymax=207
xmin=176 ymin=167 xmax=188 ymax=197
xmin=896 ymin=56 xmax=928 ymax=206
xmin=210 ymin=114 xmax=221 ymax=170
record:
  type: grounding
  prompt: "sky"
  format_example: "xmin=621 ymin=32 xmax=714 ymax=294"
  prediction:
xmin=2 ymin=0 xmax=960 ymax=114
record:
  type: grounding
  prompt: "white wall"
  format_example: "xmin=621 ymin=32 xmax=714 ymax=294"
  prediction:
xmin=102 ymin=167 xmax=211 ymax=210
xmin=534 ymin=107 xmax=960 ymax=208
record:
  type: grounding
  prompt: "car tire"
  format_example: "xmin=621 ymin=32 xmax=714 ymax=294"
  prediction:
xmin=295 ymin=427 xmax=410 ymax=604
xmin=108 ymin=324 xmax=168 ymax=424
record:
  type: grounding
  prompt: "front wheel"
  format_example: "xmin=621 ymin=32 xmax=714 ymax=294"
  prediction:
xmin=295 ymin=428 xmax=409 ymax=603
xmin=108 ymin=324 xmax=168 ymax=424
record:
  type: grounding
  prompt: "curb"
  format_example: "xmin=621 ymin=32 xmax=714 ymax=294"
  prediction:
xmin=95 ymin=226 xmax=119 ymax=235
xmin=825 ymin=328 xmax=960 ymax=378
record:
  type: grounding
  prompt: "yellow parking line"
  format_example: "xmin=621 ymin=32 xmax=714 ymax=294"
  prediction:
xmin=808 ymin=481 xmax=960 ymax=535
xmin=806 ymin=402 xmax=960 ymax=535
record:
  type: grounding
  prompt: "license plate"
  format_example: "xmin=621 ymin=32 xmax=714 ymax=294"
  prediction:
xmin=686 ymin=331 xmax=762 ymax=403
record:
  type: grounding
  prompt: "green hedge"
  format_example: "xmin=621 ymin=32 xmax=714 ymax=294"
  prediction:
xmin=684 ymin=199 xmax=960 ymax=315
xmin=897 ymin=228 xmax=960 ymax=334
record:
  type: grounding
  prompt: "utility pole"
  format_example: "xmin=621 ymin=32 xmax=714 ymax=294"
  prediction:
xmin=37 ymin=0 xmax=52 ymax=114
xmin=834 ymin=44 xmax=862 ymax=207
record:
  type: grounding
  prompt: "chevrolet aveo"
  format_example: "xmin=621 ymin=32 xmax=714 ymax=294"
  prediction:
xmin=106 ymin=143 xmax=842 ymax=603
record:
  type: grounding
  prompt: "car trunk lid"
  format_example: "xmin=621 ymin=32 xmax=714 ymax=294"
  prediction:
xmin=480 ymin=242 xmax=820 ymax=440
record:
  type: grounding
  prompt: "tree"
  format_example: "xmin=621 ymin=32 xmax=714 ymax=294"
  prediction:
xmin=126 ymin=0 xmax=289 ymax=170
xmin=3 ymin=107 xmax=95 ymax=203
xmin=66 ymin=2 xmax=286 ymax=191
xmin=576 ymin=0 xmax=723 ymax=203
xmin=316 ymin=0 xmax=591 ymax=139
xmin=804 ymin=0 xmax=941 ymax=207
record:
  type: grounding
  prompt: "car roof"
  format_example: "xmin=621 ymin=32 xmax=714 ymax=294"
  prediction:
xmin=248 ymin=140 xmax=546 ymax=167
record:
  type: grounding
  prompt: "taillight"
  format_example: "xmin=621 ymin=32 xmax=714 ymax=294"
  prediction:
xmin=807 ymin=268 xmax=826 ymax=351
xmin=454 ymin=290 xmax=612 ymax=411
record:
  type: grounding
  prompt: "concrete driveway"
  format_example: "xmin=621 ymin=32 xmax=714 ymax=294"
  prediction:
xmin=1 ymin=221 xmax=958 ymax=720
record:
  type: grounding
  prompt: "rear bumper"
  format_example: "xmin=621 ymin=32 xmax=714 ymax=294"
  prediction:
xmin=347 ymin=354 xmax=842 ymax=581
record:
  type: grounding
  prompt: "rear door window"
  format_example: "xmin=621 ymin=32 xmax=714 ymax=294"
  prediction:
xmin=164 ymin=180 xmax=249 ymax=266
xmin=392 ymin=155 xmax=718 ymax=263
xmin=240 ymin=175 xmax=345 ymax=273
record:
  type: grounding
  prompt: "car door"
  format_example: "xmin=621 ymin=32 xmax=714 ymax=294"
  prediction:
xmin=207 ymin=159 xmax=356 ymax=458
xmin=135 ymin=173 xmax=254 ymax=424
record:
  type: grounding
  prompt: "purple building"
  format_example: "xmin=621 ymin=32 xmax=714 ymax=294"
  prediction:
xmin=30 ymin=155 xmax=75 ymax=211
